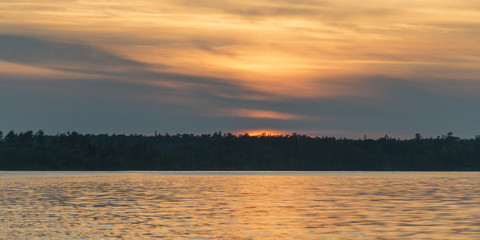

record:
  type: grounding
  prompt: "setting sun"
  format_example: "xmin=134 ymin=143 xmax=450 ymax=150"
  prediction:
xmin=241 ymin=130 xmax=287 ymax=137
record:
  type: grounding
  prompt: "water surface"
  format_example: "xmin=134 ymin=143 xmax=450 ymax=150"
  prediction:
xmin=0 ymin=171 xmax=479 ymax=239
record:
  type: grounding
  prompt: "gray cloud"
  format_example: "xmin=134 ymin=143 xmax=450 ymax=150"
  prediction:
xmin=269 ymin=76 xmax=480 ymax=138
xmin=2 ymin=72 xmax=480 ymax=138
xmin=0 ymin=34 xmax=260 ymax=100
xmin=0 ymin=34 xmax=146 ymax=72
xmin=1 ymin=34 xmax=479 ymax=138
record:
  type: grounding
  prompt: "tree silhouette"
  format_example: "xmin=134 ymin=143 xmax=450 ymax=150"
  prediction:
xmin=0 ymin=130 xmax=478 ymax=171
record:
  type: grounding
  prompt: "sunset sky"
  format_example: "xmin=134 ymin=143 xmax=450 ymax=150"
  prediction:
xmin=1 ymin=0 xmax=480 ymax=138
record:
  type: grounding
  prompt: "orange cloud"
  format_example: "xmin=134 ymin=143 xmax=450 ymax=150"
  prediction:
xmin=0 ymin=61 xmax=99 ymax=80
xmin=1 ymin=0 xmax=479 ymax=98
xmin=218 ymin=108 xmax=313 ymax=120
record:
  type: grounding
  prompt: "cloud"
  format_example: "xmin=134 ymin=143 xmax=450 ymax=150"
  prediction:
xmin=217 ymin=108 xmax=316 ymax=120
xmin=1 ymin=1 xmax=480 ymax=138
xmin=0 ymin=35 xmax=285 ymax=106
xmin=0 ymin=60 xmax=97 ymax=80
xmin=0 ymin=35 xmax=146 ymax=73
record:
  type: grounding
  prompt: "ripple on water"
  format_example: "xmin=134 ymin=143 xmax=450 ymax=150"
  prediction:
xmin=0 ymin=172 xmax=479 ymax=239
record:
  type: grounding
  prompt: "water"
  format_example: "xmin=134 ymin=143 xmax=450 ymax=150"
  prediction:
xmin=0 ymin=171 xmax=479 ymax=239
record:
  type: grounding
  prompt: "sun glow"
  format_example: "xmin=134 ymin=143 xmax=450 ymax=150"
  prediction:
xmin=240 ymin=130 xmax=288 ymax=137
xmin=219 ymin=108 xmax=313 ymax=120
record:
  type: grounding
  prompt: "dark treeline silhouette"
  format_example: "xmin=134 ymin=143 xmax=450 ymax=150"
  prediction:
xmin=0 ymin=130 xmax=479 ymax=171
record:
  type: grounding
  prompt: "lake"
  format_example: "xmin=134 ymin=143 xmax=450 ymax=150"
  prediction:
xmin=0 ymin=171 xmax=479 ymax=239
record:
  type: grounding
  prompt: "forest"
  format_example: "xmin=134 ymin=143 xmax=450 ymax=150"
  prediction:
xmin=0 ymin=130 xmax=479 ymax=171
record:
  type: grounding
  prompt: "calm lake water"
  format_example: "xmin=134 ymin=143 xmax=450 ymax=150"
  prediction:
xmin=0 ymin=171 xmax=479 ymax=239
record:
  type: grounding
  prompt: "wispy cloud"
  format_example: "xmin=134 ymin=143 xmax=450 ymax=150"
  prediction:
xmin=0 ymin=35 xmax=146 ymax=73
xmin=218 ymin=108 xmax=316 ymax=120
xmin=0 ymin=1 xmax=479 ymax=137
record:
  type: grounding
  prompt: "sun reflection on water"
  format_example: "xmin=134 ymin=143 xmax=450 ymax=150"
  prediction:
xmin=0 ymin=172 xmax=479 ymax=239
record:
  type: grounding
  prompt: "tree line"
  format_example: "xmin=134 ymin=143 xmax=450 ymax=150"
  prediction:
xmin=0 ymin=130 xmax=479 ymax=171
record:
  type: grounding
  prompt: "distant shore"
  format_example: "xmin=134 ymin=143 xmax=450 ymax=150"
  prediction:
xmin=1 ymin=130 xmax=479 ymax=171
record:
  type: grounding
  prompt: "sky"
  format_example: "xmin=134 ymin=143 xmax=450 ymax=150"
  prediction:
xmin=1 ymin=0 xmax=480 ymax=138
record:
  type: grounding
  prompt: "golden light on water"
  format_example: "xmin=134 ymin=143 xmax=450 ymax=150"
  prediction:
xmin=1 ymin=172 xmax=479 ymax=239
